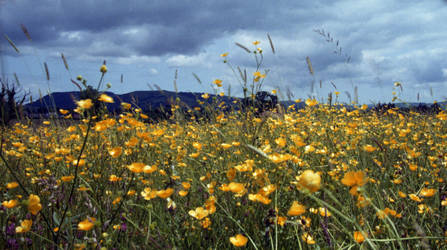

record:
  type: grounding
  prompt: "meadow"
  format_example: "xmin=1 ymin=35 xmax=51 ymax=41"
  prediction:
xmin=1 ymin=38 xmax=447 ymax=249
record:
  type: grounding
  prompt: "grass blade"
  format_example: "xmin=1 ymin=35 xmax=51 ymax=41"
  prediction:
xmin=4 ymin=34 xmax=20 ymax=53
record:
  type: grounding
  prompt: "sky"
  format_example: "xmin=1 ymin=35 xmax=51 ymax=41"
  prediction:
xmin=1 ymin=0 xmax=447 ymax=104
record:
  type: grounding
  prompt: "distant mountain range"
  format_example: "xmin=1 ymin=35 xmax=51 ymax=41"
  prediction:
xmin=24 ymin=90 xmax=444 ymax=114
xmin=25 ymin=90 xmax=244 ymax=113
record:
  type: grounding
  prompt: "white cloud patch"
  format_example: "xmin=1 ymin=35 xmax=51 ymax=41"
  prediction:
xmin=166 ymin=53 xmax=210 ymax=67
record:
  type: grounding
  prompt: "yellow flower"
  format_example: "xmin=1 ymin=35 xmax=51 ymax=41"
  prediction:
xmin=277 ymin=216 xmax=287 ymax=226
xmin=182 ymin=182 xmax=191 ymax=190
xmin=112 ymin=197 xmax=121 ymax=205
xmin=201 ymin=93 xmax=209 ymax=99
xmin=229 ymin=234 xmax=248 ymax=247
xmin=78 ymin=217 xmax=96 ymax=231
xmin=188 ymin=207 xmax=209 ymax=220
xmin=353 ymin=231 xmax=365 ymax=243
xmin=227 ymin=168 xmax=236 ymax=181
xmin=143 ymin=165 xmax=158 ymax=174
xmin=108 ymin=147 xmax=122 ymax=158
xmin=76 ymin=99 xmax=93 ymax=109
xmin=2 ymin=199 xmax=19 ymax=208
xmin=121 ymin=102 xmax=131 ymax=110
xmin=301 ymin=232 xmax=316 ymax=244
xmin=127 ymin=162 xmax=145 ymax=173
xmin=409 ymin=194 xmax=423 ymax=202
xmin=228 ymin=182 xmax=245 ymax=194
xmin=100 ymin=64 xmax=107 ymax=73
xmin=287 ymin=201 xmax=306 ymax=216
xmin=98 ymin=93 xmax=114 ymax=103
xmin=28 ymin=194 xmax=42 ymax=215
xmin=304 ymin=145 xmax=315 ymax=153
xmin=109 ymin=175 xmax=122 ymax=182
xmin=341 ymin=171 xmax=366 ymax=187
xmin=252 ymin=40 xmax=260 ymax=45
xmin=363 ymin=144 xmax=377 ymax=152
xmin=275 ymin=137 xmax=287 ymax=148
xmin=15 ymin=219 xmax=32 ymax=233
xmin=141 ymin=187 xmax=157 ymax=200
xmin=419 ymin=188 xmax=436 ymax=197
xmin=6 ymin=182 xmax=19 ymax=189
xmin=157 ymin=188 xmax=174 ymax=199
xmin=341 ymin=171 xmax=367 ymax=196
xmin=213 ymin=79 xmax=223 ymax=87
xmin=318 ymin=207 xmax=331 ymax=217
xmin=221 ymin=143 xmax=232 ymax=149
xmin=305 ymin=99 xmax=318 ymax=107
xmin=59 ymin=109 xmax=69 ymax=115
xmin=61 ymin=176 xmax=74 ymax=182
xmin=297 ymin=170 xmax=321 ymax=193
xmin=179 ymin=190 xmax=188 ymax=197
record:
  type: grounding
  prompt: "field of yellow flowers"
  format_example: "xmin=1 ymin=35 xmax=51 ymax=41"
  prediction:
xmin=1 ymin=90 xmax=447 ymax=249
xmin=1 ymin=37 xmax=447 ymax=248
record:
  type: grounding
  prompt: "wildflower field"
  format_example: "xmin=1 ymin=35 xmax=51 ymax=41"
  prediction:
xmin=1 ymin=41 xmax=447 ymax=249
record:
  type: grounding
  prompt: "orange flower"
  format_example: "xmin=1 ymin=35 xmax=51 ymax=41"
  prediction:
xmin=121 ymin=102 xmax=131 ymax=110
xmin=157 ymin=188 xmax=174 ymax=199
xmin=363 ymin=144 xmax=377 ymax=152
xmin=229 ymin=234 xmax=248 ymax=247
xmin=127 ymin=162 xmax=145 ymax=173
xmin=409 ymin=194 xmax=423 ymax=202
xmin=98 ymin=93 xmax=114 ymax=103
xmin=213 ymin=79 xmax=223 ymax=87
xmin=141 ymin=187 xmax=157 ymax=200
xmin=179 ymin=190 xmax=188 ymax=197
xmin=305 ymin=99 xmax=318 ymax=107
xmin=143 ymin=165 xmax=158 ymax=174
xmin=287 ymin=201 xmax=306 ymax=216
xmin=353 ymin=231 xmax=365 ymax=243
xmin=2 ymin=199 xmax=19 ymax=208
xmin=248 ymin=194 xmax=271 ymax=205
xmin=15 ymin=219 xmax=32 ymax=233
xmin=188 ymin=207 xmax=209 ymax=220
xmin=28 ymin=194 xmax=42 ymax=215
xmin=297 ymin=170 xmax=321 ymax=193
xmin=419 ymin=188 xmax=436 ymax=197
xmin=341 ymin=171 xmax=367 ymax=187
xmin=61 ymin=176 xmax=74 ymax=182
xmin=78 ymin=217 xmax=96 ymax=231
xmin=108 ymin=147 xmax=122 ymax=158
xmin=341 ymin=171 xmax=367 ymax=196
xmin=59 ymin=109 xmax=69 ymax=115
xmin=277 ymin=216 xmax=287 ymax=226
xmin=6 ymin=182 xmax=19 ymax=189
xmin=228 ymin=182 xmax=246 ymax=194
xmin=109 ymin=175 xmax=122 ymax=182
xmin=182 ymin=182 xmax=191 ymax=190
xmin=76 ymin=99 xmax=93 ymax=109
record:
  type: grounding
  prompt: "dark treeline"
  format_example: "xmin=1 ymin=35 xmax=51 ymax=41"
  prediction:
xmin=370 ymin=102 xmax=442 ymax=115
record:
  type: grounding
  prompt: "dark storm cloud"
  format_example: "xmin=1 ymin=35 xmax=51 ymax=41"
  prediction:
xmin=0 ymin=0 xmax=317 ymax=57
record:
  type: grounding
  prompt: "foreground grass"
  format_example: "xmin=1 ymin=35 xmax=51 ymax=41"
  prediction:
xmin=1 ymin=99 xmax=447 ymax=249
